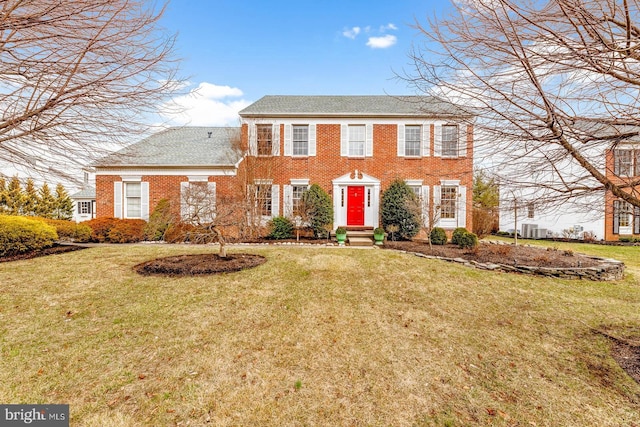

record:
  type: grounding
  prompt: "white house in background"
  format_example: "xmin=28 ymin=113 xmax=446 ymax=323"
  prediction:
xmin=70 ymin=170 xmax=96 ymax=222
xmin=499 ymin=194 xmax=604 ymax=240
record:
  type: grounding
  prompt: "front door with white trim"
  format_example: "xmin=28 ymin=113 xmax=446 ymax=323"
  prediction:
xmin=332 ymin=171 xmax=380 ymax=228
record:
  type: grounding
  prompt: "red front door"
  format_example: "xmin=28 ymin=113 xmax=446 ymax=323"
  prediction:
xmin=347 ymin=186 xmax=365 ymax=226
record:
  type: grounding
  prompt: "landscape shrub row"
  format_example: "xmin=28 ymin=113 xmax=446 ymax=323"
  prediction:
xmin=35 ymin=217 xmax=92 ymax=242
xmin=83 ymin=218 xmax=147 ymax=243
xmin=430 ymin=227 xmax=479 ymax=249
xmin=0 ymin=215 xmax=58 ymax=256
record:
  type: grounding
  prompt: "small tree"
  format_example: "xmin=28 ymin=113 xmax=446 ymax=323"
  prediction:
xmin=180 ymin=182 xmax=242 ymax=257
xmin=144 ymin=198 xmax=174 ymax=241
xmin=5 ymin=176 xmax=24 ymax=216
xmin=53 ymin=183 xmax=74 ymax=220
xmin=36 ymin=183 xmax=56 ymax=218
xmin=300 ymin=184 xmax=333 ymax=238
xmin=381 ymin=179 xmax=421 ymax=241
xmin=0 ymin=178 xmax=7 ymax=213
xmin=472 ymin=171 xmax=499 ymax=238
xmin=22 ymin=178 xmax=39 ymax=217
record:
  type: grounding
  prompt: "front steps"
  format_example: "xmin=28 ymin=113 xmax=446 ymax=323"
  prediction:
xmin=337 ymin=227 xmax=377 ymax=246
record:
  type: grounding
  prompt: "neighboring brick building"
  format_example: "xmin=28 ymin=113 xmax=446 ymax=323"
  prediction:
xmin=605 ymin=142 xmax=640 ymax=241
xmin=94 ymin=95 xmax=474 ymax=234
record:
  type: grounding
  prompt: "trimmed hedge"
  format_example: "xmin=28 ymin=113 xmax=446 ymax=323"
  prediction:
xmin=0 ymin=215 xmax=58 ymax=256
xmin=107 ymin=219 xmax=146 ymax=243
xmin=164 ymin=222 xmax=197 ymax=243
xmin=84 ymin=217 xmax=146 ymax=243
xmin=430 ymin=227 xmax=447 ymax=245
xmin=35 ymin=217 xmax=91 ymax=242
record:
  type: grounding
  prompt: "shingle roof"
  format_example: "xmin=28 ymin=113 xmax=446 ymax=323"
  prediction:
xmin=71 ymin=186 xmax=95 ymax=199
xmin=95 ymin=127 xmax=241 ymax=168
xmin=238 ymin=95 xmax=471 ymax=118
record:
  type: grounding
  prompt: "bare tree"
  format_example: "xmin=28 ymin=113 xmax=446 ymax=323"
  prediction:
xmin=0 ymin=0 xmax=182 ymax=182
xmin=180 ymin=182 xmax=242 ymax=258
xmin=407 ymin=0 xmax=640 ymax=212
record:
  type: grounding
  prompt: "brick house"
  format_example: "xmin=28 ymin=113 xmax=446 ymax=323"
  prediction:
xmin=94 ymin=95 xmax=474 ymax=235
xmin=605 ymin=140 xmax=640 ymax=241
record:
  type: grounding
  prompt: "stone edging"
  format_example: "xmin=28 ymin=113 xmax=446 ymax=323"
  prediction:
xmin=399 ymin=251 xmax=625 ymax=281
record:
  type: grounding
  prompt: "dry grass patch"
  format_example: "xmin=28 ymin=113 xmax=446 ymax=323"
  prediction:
xmin=0 ymin=244 xmax=639 ymax=426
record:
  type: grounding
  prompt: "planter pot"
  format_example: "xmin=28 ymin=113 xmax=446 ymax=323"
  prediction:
xmin=373 ymin=233 xmax=385 ymax=245
xmin=336 ymin=233 xmax=347 ymax=245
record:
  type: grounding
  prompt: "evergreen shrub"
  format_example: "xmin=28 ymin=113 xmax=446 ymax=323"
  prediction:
xmin=0 ymin=215 xmax=57 ymax=256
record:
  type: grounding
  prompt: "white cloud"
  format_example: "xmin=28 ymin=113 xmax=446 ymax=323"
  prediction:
xmin=160 ymin=82 xmax=250 ymax=127
xmin=366 ymin=34 xmax=397 ymax=49
xmin=381 ymin=23 xmax=398 ymax=31
xmin=342 ymin=26 xmax=361 ymax=39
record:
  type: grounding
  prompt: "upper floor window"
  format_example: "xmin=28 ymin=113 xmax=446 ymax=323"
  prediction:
xmin=125 ymin=182 xmax=141 ymax=218
xmin=613 ymin=149 xmax=640 ymax=176
xmin=348 ymin=125 xmax=365 ymax=157
xmin=442 ymin=125 xmax=459 ymax=157
xmin=405 ymin=126 xmax=421 ymax=157
xmin=257 ymin=124 xmax=273 ymax=156
xmin=440 ymin=185 xmax=458 ymax=219
xmin=292 ymin=125 xmax=309 ymax=156
xmin=527 ymin=202 xmax=535 ymax=219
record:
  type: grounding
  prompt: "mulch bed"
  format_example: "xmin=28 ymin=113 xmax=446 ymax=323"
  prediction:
xmin=383 ymin=241 xmax=603 ymax=268
xmin=0 ymin=243 xmax=88 ymax=263
xmin=133 ymin=253 xmax=266 ymax=276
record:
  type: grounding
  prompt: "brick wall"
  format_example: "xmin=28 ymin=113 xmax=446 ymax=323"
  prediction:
xmin=96 ymin=120 xmax=474 ymax=231
xmin=603 ymin=148 xmax=640 ymax=241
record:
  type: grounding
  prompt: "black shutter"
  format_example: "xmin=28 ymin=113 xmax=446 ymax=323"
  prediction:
xmin=77 ymin=202 xmax=82 ymax=214
xmin=613 ymin=200 xmax=620 ymax=234
xmin=88 ymin=201 xmax=93 ymax=214
xmin=635 ymin=206 xmax=640 ymax=235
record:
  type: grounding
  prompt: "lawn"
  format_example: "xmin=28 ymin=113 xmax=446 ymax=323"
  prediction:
xmin=0 ymin=242 xmax=639 ymax=426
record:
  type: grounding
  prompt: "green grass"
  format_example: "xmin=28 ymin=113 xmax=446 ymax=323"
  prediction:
xmin=0 ymin=242 xmax=639 ymax=426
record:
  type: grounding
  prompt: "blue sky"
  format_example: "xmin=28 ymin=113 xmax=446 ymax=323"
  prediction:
xmin=159 ymin=0 xmax=451 ymax=126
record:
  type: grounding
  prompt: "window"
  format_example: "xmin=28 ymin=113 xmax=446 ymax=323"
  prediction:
xmin=442 ymin=125 xmax=459 ymax=157
xmin=348 ymin=125 xmax=365 ymax=157
xmin=440 ymin=186 xmax=457 ymax=219
xmin=257 ymin=124 xmax=273 ymax=156
xmin=405 ymin=126 xmax=421 ymax=157
xmin=614 ymin=200 xmax=633 ymax=229
xmin=292 ymin=185 xmax=306 ymax=216
xmin=78 ymin=201 xmax=92 ymax=215
xmin=614 ymin=149 xmax=634 ymax=176
xmin=125 ymin=183 xmax=141 ymax=218
xmin=292 ymin=125 xmax=309 ymax=156
xmin=256 ymin=184 xmax=272 ymax=216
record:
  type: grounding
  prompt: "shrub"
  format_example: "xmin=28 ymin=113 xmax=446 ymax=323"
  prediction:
xmin=300 ymin=184 xmax=333 ymax=238
xmin=34 ymin=217 xmax=91 ymax=242
xmin=336 ymin=227 xmax=346 ymax=235
xmin=374 ymin=227 xmax=385 ymax=235
xmin=0 ymin=215 xmax=57 ymax=256
xmin=268 ymin=216 xmax=294 ymax=239
xmin=381 ymin=179 xmax=421 ymax=241
xmin=457 ymin=231 xmax=479 ymax=249
xmin=84 ymin=217 xmax=119 ymax=242
xmin=106 ymin=219 xmax=146 ymax=243
xmin=430 ymin=227 xmax=447 ymax=245
xmin=451 ymin=227 xmax=468 ymax=246
xmin=163 ymin=222 xmax=196 ymax=243
xmin=144 ymin=199 xmax=173 ymax=241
